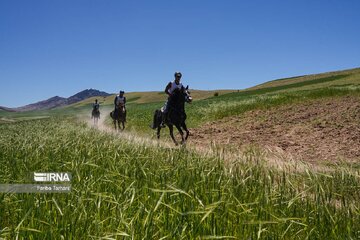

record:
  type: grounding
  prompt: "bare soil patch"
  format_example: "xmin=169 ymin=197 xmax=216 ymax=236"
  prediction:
xmin=190 ymin=96 xmax=360 ymax=163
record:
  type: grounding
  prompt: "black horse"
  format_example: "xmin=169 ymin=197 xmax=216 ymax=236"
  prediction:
xmin=91 ymin=108 xmax=100 ymax=125
xmin=151 ymin=86 xmax=192 ymax=145
xmin=110 ymin=104 xmax=126 ymax=131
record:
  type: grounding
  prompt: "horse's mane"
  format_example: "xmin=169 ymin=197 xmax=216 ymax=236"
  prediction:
xmin=170 ymin=86 xmax=186 ymax=97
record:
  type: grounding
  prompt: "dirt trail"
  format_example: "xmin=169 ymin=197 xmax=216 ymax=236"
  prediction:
xmin=81 ymin=109 xmax=175 ymax=149
xmin=80 ymin=96 xmax=360 ymax=167
xmin=190 ymin=96 xmax=360 ymax=163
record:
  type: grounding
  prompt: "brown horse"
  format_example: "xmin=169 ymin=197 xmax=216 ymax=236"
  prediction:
xmin=110 ymin=104 xmax=126 ymax=131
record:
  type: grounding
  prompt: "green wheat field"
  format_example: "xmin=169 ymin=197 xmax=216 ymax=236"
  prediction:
xmin=1 ymin=68 xmax=360 ymax=239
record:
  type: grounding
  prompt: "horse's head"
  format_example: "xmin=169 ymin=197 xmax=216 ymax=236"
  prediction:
xmin=116 ymin=103 xmax=126 ymax=113
xmin=170 ymin=86 xmax=192 ymax=106
xmin=119 ymin=104 xmax=125 ymax=113
xmin=184 ymin=85 xmax=192 ymax=103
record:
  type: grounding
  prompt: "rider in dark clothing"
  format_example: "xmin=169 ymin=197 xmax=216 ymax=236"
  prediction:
xmin=160 ymin=72 xmax=183 ymax=127
xmin=93 ymin=99 xmax=100 ymax=111
xmin=114 ymin=90 xmax=126 ymax=122
xmin=92 ymin=99 xmax=100 ymax=118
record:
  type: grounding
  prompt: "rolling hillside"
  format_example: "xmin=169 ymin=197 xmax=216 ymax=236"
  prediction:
xmin=247 ymin=67 xmax=360 ymax=92
xmin=68 ymin=67 xmax=360 ymax=109
xmin=1 ymin=67 xmax=359 ymax=126
xmin=67 ymin=89 xmax=236 ymax=108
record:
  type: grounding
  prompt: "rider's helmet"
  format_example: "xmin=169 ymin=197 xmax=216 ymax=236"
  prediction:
xmin=95 ymin=99 xmax=98 ymax=102
xmin=120 ymin=90 xmax=125 ymax=94
xmin=174 ymin=72 xmax=182 ymax=78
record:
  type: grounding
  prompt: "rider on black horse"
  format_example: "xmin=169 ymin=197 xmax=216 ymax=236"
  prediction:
xmin=160 ymin=71 xmax=184 ymax=127
xmin=114 ymin=90 xmax=126 ymax=122
xmin=150 ymin=72 xmax=192 ymax=144
xmin=92 ymin=99 xmax=100 ymax=117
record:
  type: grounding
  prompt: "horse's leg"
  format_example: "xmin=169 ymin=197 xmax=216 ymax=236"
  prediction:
xmin=113 ymin=116 xmax=117 ymax=130
xmin=122 ymin=121 xmax=125 ymax=130
xmin=168 ymin=124 xmax=178 ymax=145
xmin=157 ymin=126 xmax=161 ymax=139
xmin=175 ymin=124 xmax=185 ymax=144
xmin=117 ymin=120 xmax=121 ymax=131
xmin=181 ymin=122 xmax=190 ymax=140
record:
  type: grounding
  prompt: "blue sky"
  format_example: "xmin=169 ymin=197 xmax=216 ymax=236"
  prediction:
xmin=1 ymin=0 xmax=359 ymax=107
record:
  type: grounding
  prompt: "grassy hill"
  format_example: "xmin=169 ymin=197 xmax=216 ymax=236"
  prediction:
xmin=248 ymin=67 xmax=360 ymax=92
xmin=112 ymin=67 xmax=359 ymax=133
xmin=1 ymin=67 xmax=359 ymax=124
xmin=67 ymin=67 xmax=360 ymax=110
xmin=68 ymin=89 xmax=235 ymax=108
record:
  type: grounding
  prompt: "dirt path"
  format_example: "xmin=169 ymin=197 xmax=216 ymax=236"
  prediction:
xmin=190 ymin=96 xmax=360 ymax=163
xmin=81 ymin=110 xmax=175 ymax=149
xmin=80 ymin=96 xmax=360 ymax=166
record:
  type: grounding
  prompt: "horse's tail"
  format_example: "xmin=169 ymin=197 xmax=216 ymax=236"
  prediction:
xmin=110 ymin=111 xmax=114 ymax=119
xmin=151 ymin=109 xmax=162 ymax=129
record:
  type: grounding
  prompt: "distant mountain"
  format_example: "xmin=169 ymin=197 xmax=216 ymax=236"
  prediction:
xmin=0 ymin=106 xmax=17 ymax=112
xmin=66 ymin=89 xmax=111 ymax=105
xmin=1 ymin=89 xmax=111 ymax=112
xmin=15 ymin=96 xmax=67 ymax=112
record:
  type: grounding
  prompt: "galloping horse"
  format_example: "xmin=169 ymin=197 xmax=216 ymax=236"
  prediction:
xmin=110 ymin=104 xmax=126 ymax=130
xmin=91 ymin=108 xmax=100 ymax=125
xmin=151 ymin=86 xmax=192 ymax=145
